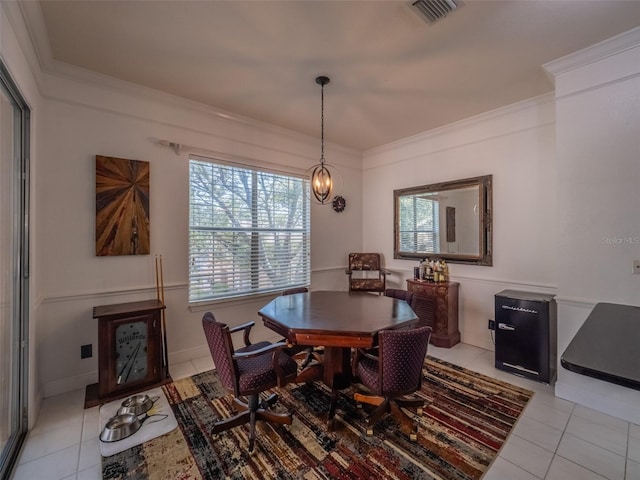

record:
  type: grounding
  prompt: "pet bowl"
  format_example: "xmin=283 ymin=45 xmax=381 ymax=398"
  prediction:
xmin=117 ymin=394 xmax=158 ymax=416
xmin=99 ymin=412 xmax=144 ymax=443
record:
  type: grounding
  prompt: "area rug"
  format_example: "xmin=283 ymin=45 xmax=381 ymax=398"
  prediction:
xmin=102 ymin=356 xmax=533 ymax=479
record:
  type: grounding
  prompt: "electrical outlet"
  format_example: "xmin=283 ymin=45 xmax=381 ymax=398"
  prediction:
xmin=488 ymin=319 xmax=495 ymax=330
xmin=81 ymin=344 xmax=92 ymax=359
xmin=633 ymin=260 xmax=640 ymax=275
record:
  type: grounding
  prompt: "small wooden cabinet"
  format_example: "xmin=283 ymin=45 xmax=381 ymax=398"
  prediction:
xmin=84 ymin=299 xmax=170 ymax=408
xmin=406 ymin=280 xmax=460 ymax=348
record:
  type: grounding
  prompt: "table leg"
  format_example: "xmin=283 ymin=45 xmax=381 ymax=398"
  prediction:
xmin=323 ymin=346 xmax=352 ymax=431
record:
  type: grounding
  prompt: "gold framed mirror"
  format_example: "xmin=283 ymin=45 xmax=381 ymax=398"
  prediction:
xmin=393 ymin=175 xmax=492 ymax=265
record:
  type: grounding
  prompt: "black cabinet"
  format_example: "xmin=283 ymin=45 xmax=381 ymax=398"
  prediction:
xmin=495 ymin=290 xmax=557 ymax=384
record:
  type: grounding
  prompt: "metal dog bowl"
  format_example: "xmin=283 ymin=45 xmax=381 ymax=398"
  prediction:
xmin=99 ymin=412 xmax=145 ymax=443
xmin=117 ymin=394 xmax=158 ymax=416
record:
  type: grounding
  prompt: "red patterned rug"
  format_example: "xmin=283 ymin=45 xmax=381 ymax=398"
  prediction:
xmin=103 ymin=356 xmax=533 ymax=479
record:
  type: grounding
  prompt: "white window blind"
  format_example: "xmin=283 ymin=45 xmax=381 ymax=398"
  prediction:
xmin=398 ymin=195 xmax=440 ymax=254
xmin=189 ymin=158 xmax=310 ymax=302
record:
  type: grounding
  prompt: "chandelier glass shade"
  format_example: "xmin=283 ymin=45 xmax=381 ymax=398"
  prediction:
xmin=308 ymin=76 xmax=341 ymax=205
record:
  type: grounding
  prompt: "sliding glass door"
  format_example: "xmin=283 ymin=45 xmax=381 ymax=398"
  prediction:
xmin=0 ymin=60 xmax=30 ymax=479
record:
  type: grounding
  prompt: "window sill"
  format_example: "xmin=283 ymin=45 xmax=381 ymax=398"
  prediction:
xmin=188 ymin=290 xmax=295 ymax=312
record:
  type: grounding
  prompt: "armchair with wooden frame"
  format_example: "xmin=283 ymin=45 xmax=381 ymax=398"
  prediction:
xmin=346 ymin=253 xmax=389 ymax=295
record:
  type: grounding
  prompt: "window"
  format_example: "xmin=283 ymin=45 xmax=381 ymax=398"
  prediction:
xmin=398 ymin=195 xmax=440 ymax=254
xmin=189 ymin=158 xmax=310 ymax=302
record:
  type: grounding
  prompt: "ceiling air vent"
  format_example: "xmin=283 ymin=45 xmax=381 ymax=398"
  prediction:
xmin=411 ymin=0 xmax=459 ymax=24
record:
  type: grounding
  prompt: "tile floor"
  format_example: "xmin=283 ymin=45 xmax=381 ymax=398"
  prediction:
xmin=10 ymin=343 xmax=640 ymax=479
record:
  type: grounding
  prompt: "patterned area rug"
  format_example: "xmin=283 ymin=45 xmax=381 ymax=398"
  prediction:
xmin=103 ymin=356 xmax=533 ymax=479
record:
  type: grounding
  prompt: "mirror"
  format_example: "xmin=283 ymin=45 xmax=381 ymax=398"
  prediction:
xmin=394 ymin=175 xmax=492 ymax=265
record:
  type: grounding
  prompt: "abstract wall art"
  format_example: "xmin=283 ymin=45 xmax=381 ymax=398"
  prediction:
xmin=95 ymin=155 xmax=150 ymax=256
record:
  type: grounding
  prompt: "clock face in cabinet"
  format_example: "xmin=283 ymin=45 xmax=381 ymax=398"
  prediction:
xmin=115 ymin=320 xmax=148 ymax=385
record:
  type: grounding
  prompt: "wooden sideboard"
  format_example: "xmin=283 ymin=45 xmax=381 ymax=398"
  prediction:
xmin=406 ymin=279 xmax=460 ymax=348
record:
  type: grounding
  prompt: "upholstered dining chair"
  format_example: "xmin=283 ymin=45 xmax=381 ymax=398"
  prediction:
xmin=385 ymin=288 xmax=436 ymax=330
xmin=346 ymin=253 xmax=388 ymax=295
xmin=202 ymin=312 xmax=298 ymax=453
xmin=384 ymin=288 xmax=414 ymax=305
xmin=352 ymin=325 xmax=432 ymax=440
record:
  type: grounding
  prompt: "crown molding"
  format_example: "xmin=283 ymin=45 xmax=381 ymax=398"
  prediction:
xmin=363 ymin=92 xmax=555 ymax=167
xmin=543 ymin=26 xmax=640 ymax=78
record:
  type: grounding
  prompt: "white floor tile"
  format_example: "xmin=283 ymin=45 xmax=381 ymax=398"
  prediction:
xmin=192 ymin=355 xmax=214 ymax=373
xmin=546 ymin=455 xmax=608 ymax=480
xmin=77 ymin=463 xmax=102 ymax=480
xmin=30 ymin=409 xmax=83 ymax=438
xmin=19 ymin=421 xmax=83 ymax=464
xmin=169 ymin=360 xmax=197 ymax=380
xmin=522 ymin=401 xmax=572 ymax=432
xmin=81 ymin=407 xmax=100 ymax=442
xmin=483 ymin=456 xmax=541 ymax=480
xmin=627 ymin=459 xmax=640 ymax=480
xmin=629 ymin=431 xmax=640 ymax=465
xmin=12 ymin=444 xmax=80 ymax=480
xmin=512 ymin=415 xmax=563 ymax=452
xmin=527 ymin=389 xmax=574 ymax=412
xmin=439 ymin=343 xmax=486 ymax=368
xmin=565 ymin=409 xmax=628 ymax=456
xmin=499 ymin=433 xmax=554 ymax=478
xmin=557 ymin=433 xmax=626 ymax=480
xmin=78 ymin=437 xmax=100 ymax=471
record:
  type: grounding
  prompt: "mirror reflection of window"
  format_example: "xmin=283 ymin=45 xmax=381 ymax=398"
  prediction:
xmin=399 ymin=194 xmax=440 ymax=254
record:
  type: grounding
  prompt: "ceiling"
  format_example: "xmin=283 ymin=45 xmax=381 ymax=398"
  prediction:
xmin=28 ymin=1 xmax=640 ymax=151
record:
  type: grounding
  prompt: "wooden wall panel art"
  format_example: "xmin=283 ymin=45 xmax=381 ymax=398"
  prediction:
xmin=96 ymin=155 xmax=150 ymax=256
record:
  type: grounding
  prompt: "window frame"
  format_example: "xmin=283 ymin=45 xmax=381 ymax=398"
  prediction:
xmin=188 ymin=156 xmax=310 ymax=304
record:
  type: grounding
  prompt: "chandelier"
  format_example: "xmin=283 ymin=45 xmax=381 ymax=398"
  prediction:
xmin=308 ymin=76 xmax=341 ymax=205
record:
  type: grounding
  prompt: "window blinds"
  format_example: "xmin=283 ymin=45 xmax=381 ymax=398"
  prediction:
xmin=189 ymin=159 xmax=310 ymax=302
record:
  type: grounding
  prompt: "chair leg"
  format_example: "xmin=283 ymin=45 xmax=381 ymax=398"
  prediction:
xmin=389 ymin=401 xmax=419 ymax=440
xmin=214 ymin=393 xmax=293 ymax=453
xmin=354 ymin=392 xmax=384 ymax=407
xmin=354 ymin=392 xmax=422 ymax=440
xmin=248 ymin=397 xmax=258 ymax=453
xmin=211 ymin=408 xmax=251 ymax=434
xmin=259 ymin=393 xmax=278 ymax=410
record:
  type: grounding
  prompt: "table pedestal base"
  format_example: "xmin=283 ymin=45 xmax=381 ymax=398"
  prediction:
xmin=292 ymin=346 xmax=352 ymax=431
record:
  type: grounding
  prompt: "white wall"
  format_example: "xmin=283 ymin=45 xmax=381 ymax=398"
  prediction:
xmin=362 ymin=95 xmax=557 ymax=351
xmin=35 ymin=71 xmax=363 ymax=397
xmin=545 ymin=28 xmax=640 ymax=423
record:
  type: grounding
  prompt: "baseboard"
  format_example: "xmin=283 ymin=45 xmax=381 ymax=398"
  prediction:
xmin=43 ymin=371 xmax=98 ymax=399
xmin=168 ymin=345 xmax=211 ymax=366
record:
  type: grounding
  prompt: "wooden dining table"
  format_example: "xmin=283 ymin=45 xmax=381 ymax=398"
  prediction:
xmin=258 ymin=290 xmax=418 ymax=429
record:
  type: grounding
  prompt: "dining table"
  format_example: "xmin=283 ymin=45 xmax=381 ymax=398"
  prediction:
xmin=258 ymin=290 xmax=418 ymax=429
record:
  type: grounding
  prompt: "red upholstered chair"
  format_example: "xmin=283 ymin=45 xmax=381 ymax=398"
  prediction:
xmin=346 ymin=253 xmax=388 ymax=295
xmin=352 ymin=325 xmax=432 ymax=439
xmin=411 ymin=294 xmax=437 ymax=329
xmin=202 ymin=312 xmax=298 ymax=453
xmin=384 ymin=288 xmax=415 ymax=305
xmin=281 ymin=287 xmax=309 ymax=295
xmin=386 ymin=288 xmax=436 ymax=331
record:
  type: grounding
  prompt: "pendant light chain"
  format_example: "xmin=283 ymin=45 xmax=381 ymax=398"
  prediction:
xmin=320 ymin=82 xmax=325 ymax=163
